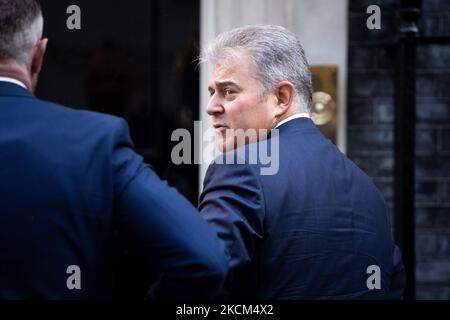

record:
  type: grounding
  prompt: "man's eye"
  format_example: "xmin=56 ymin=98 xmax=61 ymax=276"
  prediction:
xmin=209 ymin=91 xmax=214 ymax=97
xmin=224 ymin=89 xmax=235 ymax=96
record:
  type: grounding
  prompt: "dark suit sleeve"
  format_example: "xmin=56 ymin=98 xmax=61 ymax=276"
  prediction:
xmin=110 ymin=119 xmax=227 ymax=300
xmin=198 ymin=162 xmax=266 ymax=295
xmin=388 ymin=245 xmax=405 ymax=299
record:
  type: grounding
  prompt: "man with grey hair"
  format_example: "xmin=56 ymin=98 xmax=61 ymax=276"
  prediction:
xmin=199 ymin=25 xmax=404 ymax=299
xmin=0 ymin=0 xmax=228 ymax=299
xmin=0 ymin=0 xmax=46 ymax=91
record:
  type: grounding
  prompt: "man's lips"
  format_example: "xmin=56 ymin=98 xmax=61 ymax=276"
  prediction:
xmin=213 ymin=123 xmax=228 ymax=130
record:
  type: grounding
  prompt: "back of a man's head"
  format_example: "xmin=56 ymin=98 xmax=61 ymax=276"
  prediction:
xmin=0 ymin=0 xmax=43 ymax=67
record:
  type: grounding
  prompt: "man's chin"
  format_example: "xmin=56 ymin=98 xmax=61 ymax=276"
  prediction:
xmin=215 ymin=129 xmax=265 ymax=152
xmin=216 ymin=138 xmax=247 ymax=153
xmin=216 ymin=140 xmax=232 ymax=153
xmin=215 ymin=136 xmax=234 ymax=153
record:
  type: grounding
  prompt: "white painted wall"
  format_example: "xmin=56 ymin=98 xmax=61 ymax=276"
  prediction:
xmin=294 ymin=0 xmax=348 ymax=154
xmin=199 ymin=0 xmax=348 ymax=189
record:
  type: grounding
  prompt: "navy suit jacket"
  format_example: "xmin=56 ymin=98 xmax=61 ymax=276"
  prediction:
xmin=0 ymin=81 xmax=227 ymax=299
xmin=199 ymin=117 xmax=405 ymax=299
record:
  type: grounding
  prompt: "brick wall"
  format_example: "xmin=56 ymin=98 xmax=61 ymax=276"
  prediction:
xmin=347 ymin=0 xmax=450 ymax=299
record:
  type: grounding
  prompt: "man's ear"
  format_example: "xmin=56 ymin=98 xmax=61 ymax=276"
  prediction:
xmin=273 ymin=81 xmax=296 ymax=117
xmin=31 ymin=38 xmax=48 ymax=75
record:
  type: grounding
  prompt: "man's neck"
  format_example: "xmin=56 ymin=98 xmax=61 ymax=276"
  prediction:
xmin=0 ymin=64 xmax=32 ymax=91
xmin=274 ymin=111 xmax=310 ymax=129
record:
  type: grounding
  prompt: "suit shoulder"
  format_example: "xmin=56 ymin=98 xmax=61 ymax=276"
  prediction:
xmin=34 ymin=98 xmax=127 ymax=135
xmin=203 ymin=152 xmax=264 ymax=198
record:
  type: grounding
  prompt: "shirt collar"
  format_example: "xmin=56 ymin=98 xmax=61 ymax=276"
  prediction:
xmin=0 ymin=76 xmax=27 ymax=90
xmin=275 ymin=113 xmax=311 ymax=129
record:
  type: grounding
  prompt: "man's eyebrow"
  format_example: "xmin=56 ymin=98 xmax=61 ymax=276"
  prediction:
xmin=215 ymin=81 xmax=240 ymax=88
xmin=208 ymin=81 xmax=241 ymax=93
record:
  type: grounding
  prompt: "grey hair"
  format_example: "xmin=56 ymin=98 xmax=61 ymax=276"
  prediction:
xmin=200 ymin=25 xmax=313 ymax=113
xmin=0 ymin=0 xmax=44 ymax=67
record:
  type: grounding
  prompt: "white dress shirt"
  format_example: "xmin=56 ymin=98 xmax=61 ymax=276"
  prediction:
xmin=0 ymin=76 xmax=27 ymax=89
xmin=275 ymin=113 xmax=311 ymax=129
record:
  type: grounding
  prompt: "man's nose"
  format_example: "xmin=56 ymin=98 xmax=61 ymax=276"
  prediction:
xmin=206 ymin=97 xmax=224 ymax=116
